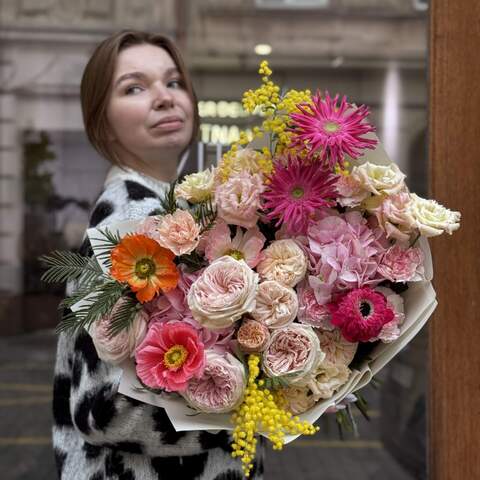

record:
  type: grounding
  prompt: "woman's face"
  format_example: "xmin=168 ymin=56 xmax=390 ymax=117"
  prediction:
xmin=106 ymin=43 xmax=194 ymax=168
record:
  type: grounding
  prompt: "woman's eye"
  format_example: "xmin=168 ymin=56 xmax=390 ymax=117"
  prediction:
xmin=167 ymin=79 xmax=183 ymax=89
xmin=125 ymin=85 xmax=143 ymax=95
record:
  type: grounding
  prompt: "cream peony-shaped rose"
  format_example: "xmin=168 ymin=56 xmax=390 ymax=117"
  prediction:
xmin=408 ymin=193 xmax=461 ymax=237
xmin=308 ymin=363 xmax=351 ymax=401
xmin=280 ymin=386 xmax=316 ymax=415
xmin=251 ymin=280 xmax=298 ymax=328
xmin=256 ymin=239 xmax=307 ymax=288
xmin=352 ymin=161 xmax=406 ymax=196
xmin=187 ymin=255 xmax=258 ymax=330
xmin=89 ymin=300 xmax=148 ymax=365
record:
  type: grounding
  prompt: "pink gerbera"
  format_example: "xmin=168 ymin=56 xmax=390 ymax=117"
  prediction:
xmin=262 ymin=156 xmax=338 ymax=234
xmin=288 ymin=91 xmax=378 ymax=169
xmin=135 ymin=321 xmax=205 ymax=392
xmin=328 ymin=287 xmax=395 ymax=343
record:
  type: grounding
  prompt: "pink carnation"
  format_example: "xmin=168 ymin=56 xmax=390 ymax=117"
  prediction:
xmin=155 ymin=210 xmax=200 ymax=256
xmin=297 ymin=282 xmax=333 ymax=330
xmin=378 ymin=244 xmax=425 ymax=282
xmin=135 ymin=322 xmax=205 ymax=392
xmin=328 ymin=287 xmax=395 ymax=343
xmin=214 ymin=172 xmax=264 ymax=228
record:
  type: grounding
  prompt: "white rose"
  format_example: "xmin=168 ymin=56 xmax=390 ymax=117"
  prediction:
xmin=187 ymin=256 xmax=258 ymax=330
xmin=352 ymin=162 xmax=406 ymax=196
xmin=256 ymin=239 xmax=307 ymax=287
xmin=175 ymin=167 xmax=216 ymax=203
xmin=308 ymin=363 xmax=351 ymax=401
xmin=90 ymin=301 xmax=148 ymax=365
xmin=251 ymin=280 xmax=298 ymax=328
xmin=408 ymin=193 xmax=461 ymax=237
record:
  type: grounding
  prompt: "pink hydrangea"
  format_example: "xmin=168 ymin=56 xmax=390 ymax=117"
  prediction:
xmin=204 ymin=220 xmax=265 ymax=268
xmin=378 ymin=244 xmax=425 ymax=283
xmin=135 ymin=322 xmax=205 ymax=392
xmin=328 ymin=287 xmax=395 ymax=343
xmin=306 ymin=211 xmax=389 ymax=303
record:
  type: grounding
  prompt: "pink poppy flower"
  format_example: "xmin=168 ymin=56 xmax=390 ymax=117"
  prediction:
xmin=204 ymin=220 xmax=266 ymax=268
xmin=135 ymin=322 xmax=205 ymax=392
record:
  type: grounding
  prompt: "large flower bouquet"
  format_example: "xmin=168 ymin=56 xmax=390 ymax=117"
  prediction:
xmin=42 ymin=61 xmax=460 ymax=477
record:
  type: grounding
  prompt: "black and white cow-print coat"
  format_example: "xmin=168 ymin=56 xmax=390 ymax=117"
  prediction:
xmin=52 ymin=165 xmax=265 ymax=480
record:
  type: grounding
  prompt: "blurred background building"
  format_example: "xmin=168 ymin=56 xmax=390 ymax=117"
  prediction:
xmin=0 ymin=1 xmax=429 ymax=479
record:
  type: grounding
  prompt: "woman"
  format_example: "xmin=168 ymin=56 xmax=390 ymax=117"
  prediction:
xmin=52 ymin=30 xmax=264 ymax=480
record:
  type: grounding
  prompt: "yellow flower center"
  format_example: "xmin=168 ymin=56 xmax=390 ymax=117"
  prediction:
xmin=291 ymin=186 xmax=304 ymax=199
xmin=227 ymin=249 xmax=244 ymax=261
xmin=163 ymin=345 xmax=189 ymax=369
xmin=323 ymin=121 xmax=340 ymax=133
xmin=135 ymin=258 xmax=156 ymax=279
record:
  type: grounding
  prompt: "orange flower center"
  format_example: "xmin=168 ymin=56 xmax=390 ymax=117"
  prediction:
xmin=324 ymin=121 xmax=340 ymax=133
xmin=164 ymin=345 xmax=189 ymax=369
xmin=135 ymin=258 xmax=156 ymax=279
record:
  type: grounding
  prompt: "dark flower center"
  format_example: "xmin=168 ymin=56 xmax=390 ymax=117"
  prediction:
xmin=359 ymin=300 xmax=372 ymax=318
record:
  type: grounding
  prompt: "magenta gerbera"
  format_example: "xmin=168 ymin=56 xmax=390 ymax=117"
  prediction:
xmin=262 ymin=156 xmax=338 ymax=234
xmin=328 ymin=287 xmax=395 ymax=343
xmin=288 ymin=91 xmax=378 ymax=169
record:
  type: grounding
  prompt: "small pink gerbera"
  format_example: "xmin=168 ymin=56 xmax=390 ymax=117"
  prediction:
xmin=328 ymin=287 xmax=395 ymax=343
xmin=262 ymin=156 xmax=338 ymax=234
xmin=288 ymin=91 xmax=378 ymax=169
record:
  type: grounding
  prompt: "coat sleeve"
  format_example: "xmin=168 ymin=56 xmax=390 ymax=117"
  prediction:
xmin=52 ymin=179 xmax=231 ymax=456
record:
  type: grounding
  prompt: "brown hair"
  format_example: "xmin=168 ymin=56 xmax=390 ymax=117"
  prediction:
xmin=80 ymin=30 xmax=199 ymax=165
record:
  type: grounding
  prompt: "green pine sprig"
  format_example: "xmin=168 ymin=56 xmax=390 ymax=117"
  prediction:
xmin=159 ymin=180 xmax=178 ymax=214
xmin=107 ymin=293 xmax=143 ymax=337
xmin=39 ymin=250 xmax=104 ymax=286
xmin=88 ymin=227 xmax=122 ymax=269
xmin=192 ymin=197 xmax=217 ymax=235
xmin=56 ymin=280 xmax=126 ymax=334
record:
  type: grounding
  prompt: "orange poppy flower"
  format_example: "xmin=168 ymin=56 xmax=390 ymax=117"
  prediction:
xmin=110 ymin=234 xmax=179 ymax=303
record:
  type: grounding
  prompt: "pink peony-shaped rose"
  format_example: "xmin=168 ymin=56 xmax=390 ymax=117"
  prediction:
xmin=297 ymin=282 xmax=333 ymax=330
xmin=378 ymin=244 xmax=425 ymax=283
xmin=188 ymin=256 xmax=258 ymax=330
xmin=256 ymin=239 xmax=307 ymax=287
xmin=204 ymin=220 xmax=265 ymax=268
xmin=262 ymin=324 xmax=324 ymax=386
xmin=251 ymin=280 xmax=298 ymax=329
xmin=135 ymin=322 xmax=205 ymax=392
xmin=237 ymin=318 xmax=270 ymax=353
xmin=306 ymin=211 xmax=389 ymax=303
xmin=336 ymin=174 xmax=369 ymax=208
xmin=215 ymin=171 xmax=264 ymax=228
xmin=153 ymin=210 xmax=201 ymax=256
xmin=182 ymin=351 xmax=246 ymax=413
xmin=328 ymin=287 xmax=395 ymax=343
xmin=90 ymin=299 xmax=148 ymax=365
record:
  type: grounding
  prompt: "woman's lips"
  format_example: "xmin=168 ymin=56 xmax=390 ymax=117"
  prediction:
xmin=151 ymin=118 xmax=184 ymax=132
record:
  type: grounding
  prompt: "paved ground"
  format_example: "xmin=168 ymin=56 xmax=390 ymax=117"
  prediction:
xmin=0 ymin=330 xmax=421 ymax=480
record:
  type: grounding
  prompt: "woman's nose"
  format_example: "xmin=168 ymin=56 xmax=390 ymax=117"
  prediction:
xmin=152 ymin=84 xmax=174 ymax=110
